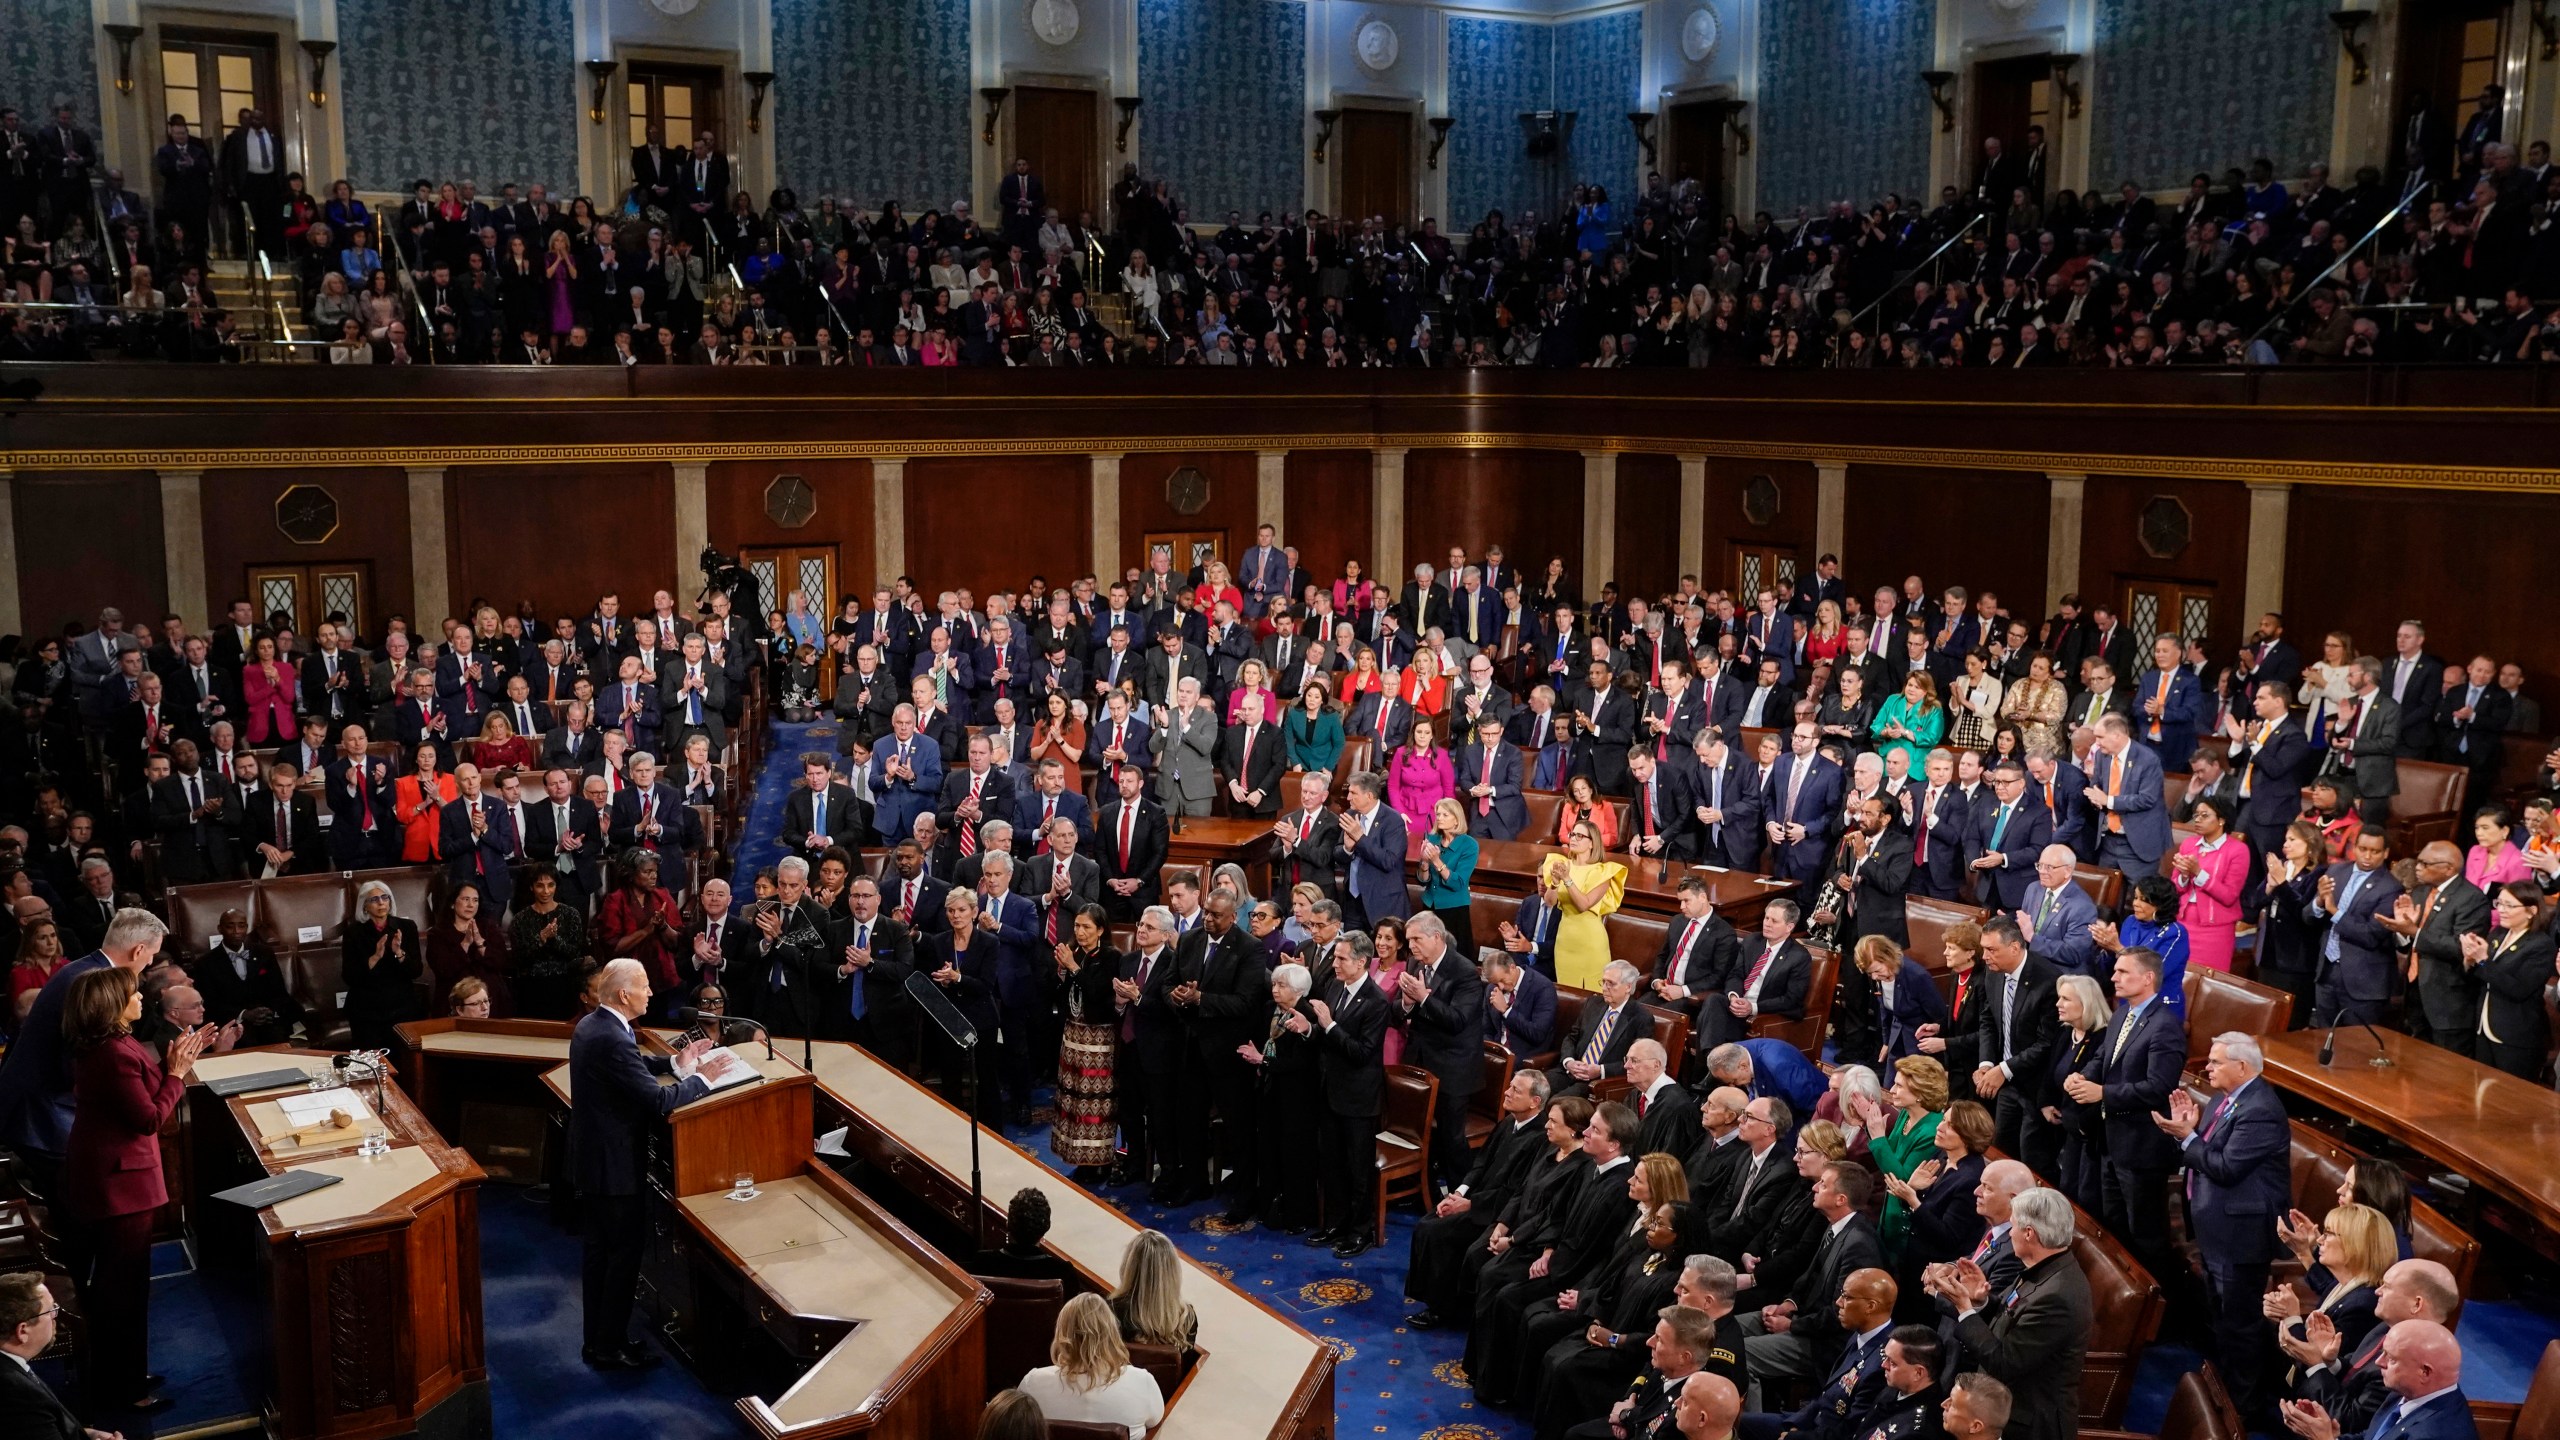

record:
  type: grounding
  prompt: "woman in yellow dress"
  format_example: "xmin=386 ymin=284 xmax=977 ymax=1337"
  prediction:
xmin=1538 ymin=821 xmax=1627 ymax=990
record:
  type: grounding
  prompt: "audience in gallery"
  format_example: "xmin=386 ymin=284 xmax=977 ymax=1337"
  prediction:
xmin=0 ymin=519 xmax=2554 ymax=1438
xmin=9 ymin=82 xmax=2560 ymax=367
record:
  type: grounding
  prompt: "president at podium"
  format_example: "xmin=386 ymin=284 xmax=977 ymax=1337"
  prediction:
xmin=571 ymin=957 xmax=728 ymax=1370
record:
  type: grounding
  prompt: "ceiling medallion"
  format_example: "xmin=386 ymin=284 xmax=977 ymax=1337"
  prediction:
xmin=276 ymin=483 xmax=340 ymax=544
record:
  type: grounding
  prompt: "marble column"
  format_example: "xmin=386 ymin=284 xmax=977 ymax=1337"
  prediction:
xmin=670 ymin=463 xmax=709 ymax=600
xmin=405 ymin=466 xmax=449 ymax=625
xmin=1371 ymin=449 xmax=1407 ymax=576
xmin=2244 ymin=480 xmax=2291 ymax=625
xmin=1813 ymin=461 xmax=1847 ymax=567
xmin=0 ymin=471 xmax=19 ymax=638
xmin=2045 ymin=473 xmax=2086 ymax=618
xmin=1257 ymin=450 xmax=1288 ymax=546
xmin=1582 ymin=452 xmax=1618 ymax=591
xmin=158 ymin=469 xmax=207 ymax=628
xmin=871 ymin=458 xmax=907 ymax=589
xmin=1677 ymin=455 xmax=1706 ymax=585
xmin=1091 ymin=454 xmax=1123 ymax=577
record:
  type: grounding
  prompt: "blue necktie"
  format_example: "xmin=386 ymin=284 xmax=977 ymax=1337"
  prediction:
xmin=848 ymin=922 xmax=870 ymax=1019
xmin=2325 ymin=870 xmax=2366 ymax=961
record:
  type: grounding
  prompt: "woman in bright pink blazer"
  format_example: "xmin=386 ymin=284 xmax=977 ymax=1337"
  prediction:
xmin=239 ymin=633 xmax=299 ymax=745
xmin=2167 ymin=794 xmax=2250 ymax=972
xmin=1385 ymin=714 xmax=1457 ymax=826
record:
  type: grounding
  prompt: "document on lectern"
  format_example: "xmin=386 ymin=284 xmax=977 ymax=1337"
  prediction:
xmin=674 ymin=1045 xmax=762 ymax=1094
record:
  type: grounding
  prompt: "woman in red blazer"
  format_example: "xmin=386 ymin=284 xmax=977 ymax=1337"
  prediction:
xmin=63 ymin=966 xmax=207 ymax=1415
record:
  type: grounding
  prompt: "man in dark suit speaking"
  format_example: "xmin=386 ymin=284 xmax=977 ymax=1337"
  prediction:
xmin=570 ymin=957 xmax=742 ymax=1370
xmin=0 ymin=1273 xmax=84 ymax=1438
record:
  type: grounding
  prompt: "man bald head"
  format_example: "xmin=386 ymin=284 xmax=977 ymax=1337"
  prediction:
xmin=1675 ymin=1370 xmax=1742 ymax=1439
xmin=1701 ymin=1084 xmax=1751 ymax=1131
xmin=1976 ymin=1158 xmax=2035 ymax=1224
xmin=1836 ymin=1267 xmax=1897 ymax=1334
xmin=2378 ymin=1319 xmax=2462 ymax=1401
xmin=2376 ymin=1258 xmax=2461 ymax=1328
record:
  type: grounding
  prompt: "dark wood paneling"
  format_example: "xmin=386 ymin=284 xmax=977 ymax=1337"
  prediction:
xmin=445 ymin=465 xmax=676 ymax=626
xmin=708 ymin=459 xmax=877 ymax=605
xmin=1013 ymin=87 xmax=1098 ymax=228
xmin=1404 ymin=448 xmax=1584 ymax=583
xmin=1118 ymin=451 xmax=1261 ymax=576
xmin=1339 ymin=109 xmax=1414 ymax=227
xmin=1612 ymin=454 xmax=1683 ymax=601
xmin=201 ymin=467 xmax=414 ymax=630
xmin=2287 ymin=485 xmax=2560 ymax=684
xmin=1704 ymin=456 xmax=1815 ymax=594
xmin=1283 ymin=449 xmax=1372 ymax=593
xmin=1844 ymin=466 xmax=2048 ymax=625
xmin=16 ymin=471 xmax=166 ymax=639
xmin=904 ymin=456 xmax=1088 ymax=599
xmin=2079 ymin=476 xmax=2248 ymax=657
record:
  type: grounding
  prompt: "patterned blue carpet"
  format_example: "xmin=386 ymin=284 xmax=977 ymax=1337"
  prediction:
xmin=107 ymin=720 xmax=2560 ymax=1438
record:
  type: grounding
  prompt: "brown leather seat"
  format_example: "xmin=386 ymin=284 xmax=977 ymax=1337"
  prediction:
xmin=2083 ymin=1363 xmax=2243 ymax=1440
xmin=1519 ymin=791 xmax=1565 ymax=847
xmin=2472 ymin=1339 xmax=2560 ymax=1440
xmin=2284 ymin=1121 xmax=2480 ymax=1295
xmin=2387 ymin=760 xmax=2470 ymax=855
xmin=971 ymin=1272 xmax=1064 ymax=1399
xmin=2072 ymin=1206 xmax=2166 ymax=1426
xmin=1127 ymin=1339 xmax=1188 ymax=1401
xmin=1047 ymin=1422 xmax=1128 ymax=1440
xmin=1604 ymin=910 xmax=1671 ymax=975
xmin=2070 ymin=864 xmax=2124 ymax=916
xmin=2179 ymin=969 xmax=2293 ymax=1070
xmin=1466 ymin=1041 xmax=1516 ymax=1148
xmin=1752 ymin=944 xmax=1837 ymax=1061
xmin=1375 ymin=1064 xmax=1439 ymax=1236
xmin=259 ymin=873 xmax=355 ymax=955
xmin=168 ymin=880 xmax=257 ymax=955
xmin=376 ymin=866 xmax=440 ymax=926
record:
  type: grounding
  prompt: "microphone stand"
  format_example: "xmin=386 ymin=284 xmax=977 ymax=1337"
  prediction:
xmin=2316 ymin=1021 xmax=2396 ymax=1068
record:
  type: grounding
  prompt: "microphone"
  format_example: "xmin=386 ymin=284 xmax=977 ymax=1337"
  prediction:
xmin=2316 ymin=1021 xmax=2395 ymax=1068
xmin=670 ymin=1006 xmax=772 ymax=1056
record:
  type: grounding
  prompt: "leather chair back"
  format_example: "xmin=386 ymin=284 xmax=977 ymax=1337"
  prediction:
xmin=1904 ymin=898 xmax=1987 ymax=980
xmin=1466 ymin=1040 xmax=1517 ymax=1141
xmin=1127 ymin=1339 xmax=1188 ymax=1401
xmin=2071 ymin=1213 xmax=2166 ymax=1425
xmin=972 ymin=1273 xmax=1064 ymax=1399
xmin=1753 ymin=944 xmax=1837 ymax=1061
xmin=2154 ymin=1364 xmax=2245 ymax=1440
xmin=2179 ymin=969 xmax=2292 ymax=1068
xmin=1048 ymin=1423 xmax=1126 ymax=1440
xmin=1604 ymin=910 xmax=1671 ymax=976
xmin=2070 ymin=864 xmax=2124 ymax=915
xmin=2387 ymin=760 xmax=2470 ymax=854
xmin=260 ymin=873 xmax=354 ymax=954
xmin=169 ymin=879 xmax=258 ymax=954
xmin=377 ymin=866 xmax=441 ymax=928
xmin=1520 ymin=791 xmax=1565 ymax=846
xmin=2476 ymin=1339 xmax=2560 ymax=1440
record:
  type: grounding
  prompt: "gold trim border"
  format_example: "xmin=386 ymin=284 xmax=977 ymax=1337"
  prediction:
xmin=8 ymin=431 xmax=2560 ymax=493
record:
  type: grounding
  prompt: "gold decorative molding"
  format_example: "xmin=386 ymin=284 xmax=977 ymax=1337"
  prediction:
xmin=9 ymin=435 xmax=2560 ymax=495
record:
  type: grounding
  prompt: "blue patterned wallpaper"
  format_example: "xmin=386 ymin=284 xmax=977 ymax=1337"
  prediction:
xmin=1139 ymin=0 xmax=1306 ymax=223
xmin=1755 ymin=0 xmax=1935 ymax=219
xmin=1448 ymin=16 xmax=1555 ymax=224
xmin=772 ymin=0 xmax=971 ymax=209
xmin=338 ymin=0 xmax=577 ymax=192
xmin=1 ymin=0 xmax=95 ymax=120
xmin=2090 ymin=0 xmax=2336 ymax=191
xmin=1554 ymin=10 xmax=1644 ymax=199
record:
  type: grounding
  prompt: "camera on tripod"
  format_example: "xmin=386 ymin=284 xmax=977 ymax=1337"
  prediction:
xmin=697 ymin=546 xmax=755 ymax=619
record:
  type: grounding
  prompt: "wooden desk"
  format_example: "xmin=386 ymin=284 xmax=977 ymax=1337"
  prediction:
xmin=1164 ymin=816 xmax=1283 ymax=892
xmin=804 ymin=1040 xmax=1334 ymax=1440
xmin=2259 ymin=1027 xmax=2560 ymax=1252
xmin=183 ymin=1047 xmax=489 ymax=1440
xmin=392 ymin=1018 xmax=576 ymax=1161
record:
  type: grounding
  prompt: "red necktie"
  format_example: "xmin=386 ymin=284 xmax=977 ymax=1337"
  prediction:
xmin=1744 ymin=945 xmax=1776 ymax=992
xmin=1037 ymin=797 xmax=1056 ymax=853
xmin=1479 ymin=749 xmax=1496 ymax=815
xmin=1119 ymin=805 xmax=1134 ymax=869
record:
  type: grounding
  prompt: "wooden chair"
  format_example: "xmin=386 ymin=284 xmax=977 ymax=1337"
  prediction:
xmin=2081 ymin=1362 xmax=2243 ymax=1440
xmin=2387 ymin=760 xmax=2470 ymax=854
xmin=1465 ymin=1041 xmax=1516 ymax=1148
xmin=1374 ymin=1064 xmax=1440 ymax=1237
xmin=2471 ymin=1339 xmax=2560 ymax=1440
xmin=971 ymin=1273 xmax=1064 ymax=1399
xmin=2070 ymin=863 xmax=2124 ymax=916
xmin=2179 ymin=969 xmax=2293 ymax=1072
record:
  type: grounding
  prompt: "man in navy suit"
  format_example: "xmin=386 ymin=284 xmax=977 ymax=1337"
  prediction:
xmin=2022 ymin=748 xmax=2089 ymax=858
xmin=1966 ymin=762 xmax=2052 ymax=912
xmin=2280 ymin=1319 xmax=2476 ymax=1440
xmin=599 ymin=654 xmax=662 ymax=756
xmin=2308 ymin=830 xmax=2405 ymax=1027
xmin=526 ymin=766 xmax=607 ymax=899
xmin=2160 ymin=1032 xmax=2293 ymax=1423
xmin=2082 ymin=716 xmax=2170 ymax=881
xmin=1762 ymin=722 xmax=1842 ymax=881
xmin=1972 ymin=916 xmax=2065 ymax=1181
xmin=570 ymin=959 xmax=729 ymax=1368
xmin=2018 ymin=845 xmax=2099 ymax=976
xmin=542 ymin=702 xmax=604 ymax=769
xmin=2226 ymin=680 xmax=2314 ymax=870
xmin=2063 ymin=947 xmax=2186 ymax=1284
xmin=1340 ymin=771 xmax=1410 ymax=927
xmin=324 ymin=723 xmax=396 ymax=869
xmin=1455 ymin=714 xmax=1529 ymax=840
xmin=608 ymin=752 xmax=695 ymax=872
xmin=437 ymin=763 xmax=518 ymax=912
xmin=868 ymin=705 xmax=945 ymax=848
xmin=1395 ymin=913 xmax=1487 ymax=1192
xmin=1495 ymin=888 xmax=1564 ymax=978
xmin=1906 ymin=748 xmax=1971 ymax=899
xmin=1693 ymin=901 xmax=1812 ymax=1052
xmin=2130 ymin=633 xmax=2206 ymax=767
xmin=937 ymin=733 xmax=1018 ymax=860
xmin=1678 ymin=728 xmax=1756 ymax=869
xmin=1481 ymin=950 xmax=1556 ymax=1054
xmin=434 ymin=630 xmax=496 ymax=732
xmin=1625 ymin=747 xmax=1695 ymax=865
xmin=970 ymin=852 xmax=1046 ymax=1126
xmin=1010 ymin=757 xmax=1094 ymax=856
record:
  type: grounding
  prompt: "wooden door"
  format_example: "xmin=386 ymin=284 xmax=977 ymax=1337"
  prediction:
xmin=1666 ymin=100 xmax=1726 ymax=222
xmin=1014 ymin=87 xmax=1099 ymax=231
xmin=1338 ymin=109 xmax=1414 ymax=226
xmin=2395 ymin=1 xmax=2508 ymax=182
xmin=2120 ymin=580 xmax=2215 ymax=661
xmin=159 ymin=31 xmax=278 ymax=154
xmin=745 ymin=546 xmax=839 ymax=697
xmin=1969 ymin=55 xmax=2050 ymax=196
xmin=628 ymin=62 xmax=726 ymax=154
xmin=1729 ymin=546 xmax=1798 ymax=606
xmin=248 ymin=562 xmax=371 ymax=640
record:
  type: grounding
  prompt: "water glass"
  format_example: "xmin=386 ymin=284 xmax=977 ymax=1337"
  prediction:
xmin=729 ymin=1170 xmax=760 ymax=1202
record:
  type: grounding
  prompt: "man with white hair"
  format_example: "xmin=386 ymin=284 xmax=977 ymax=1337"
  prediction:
xmin=1934 ymin=1187 xmax=2090 ymax=1440
xmin=1149 ymin=674 xmax=1219 ymax=817
xmin=570 ymin=957 xmax=734 ymax=1370
xmin=2158 ymin=1030 xmax=2291 ymax=1422
xmin=1550 ymin=959 xmax=1652 ymax=1096
xmin=0 ymin=908 xmax=167 ymax=1192
xmin=1923 ymin=1158 xmax=2037 ymax=1318
xmin=754 ymin=856 xmax=833 ymax=1039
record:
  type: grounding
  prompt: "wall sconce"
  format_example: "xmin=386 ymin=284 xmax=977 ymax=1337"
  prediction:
xmin=584 ymin=59 xmax=619 ymax=125
xmin=2532 ymin=0 xmax=2559 ymax=61
xmin=1919 ymin=70 xmax=1958 ymax=132
xmin=2048 ymin=53 xmax=2082 ymax=118
xmin=103 ymin=24 xmax=144 ymax=94
xmin=1626 ymin=110 xmax=1658 ymax=167
xmin=1312 ymin=109 xmax=1342 ymax=163
xmin=2329 ymin=11 xmax=2373 ymax=85
xmin=1113 ymin=95 xmax=1142 ymax=152
xmin=1427 ymin=116 xmax=1454 ymax=169
xmin=743 ymin=71 xmax=774 ymax=133
xmin=299 ymin=40 xmax=336 ymax=107
xmin=979 ymin=87 xmax=1011 ymax=146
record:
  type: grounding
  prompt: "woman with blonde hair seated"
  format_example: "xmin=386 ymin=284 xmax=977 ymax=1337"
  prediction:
xmin=472 ymin=708 xmax=537 ymax=771
xmin=1109 ymin=1228 xmax=1199 ymax=1354
xmin=447 ymin=975 xmax=493 ymax=1018
xmin=1014 ymin=1292 xmax=1165 ymax=1434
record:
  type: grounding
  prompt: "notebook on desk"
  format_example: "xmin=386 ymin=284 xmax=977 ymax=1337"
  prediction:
xmin=205 ymin=1067 xmax=320 ymax=1097
xmin=212 ymin=1168 xmax=344 ymax=1210
xmin=677 ymin=1045 xmax=764 ymax=1095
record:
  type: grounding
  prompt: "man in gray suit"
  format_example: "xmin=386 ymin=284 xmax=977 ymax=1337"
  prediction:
xmin=1150 ymin=676 xmax=1219 ymax=817
xmin=2323 ymin=655 xmax=2401 ymax=829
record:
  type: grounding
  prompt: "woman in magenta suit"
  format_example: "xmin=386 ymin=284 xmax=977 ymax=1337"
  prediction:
xmin=2167 ymin=793 xmax=2248 ymax=972
xmin=64 ymin=965 xmax=208 ymax=1414
xmin=1386 ymin=715 xmax=1457 ymax=826
xmin=240 ymin=633 xmax=298 ymax=744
